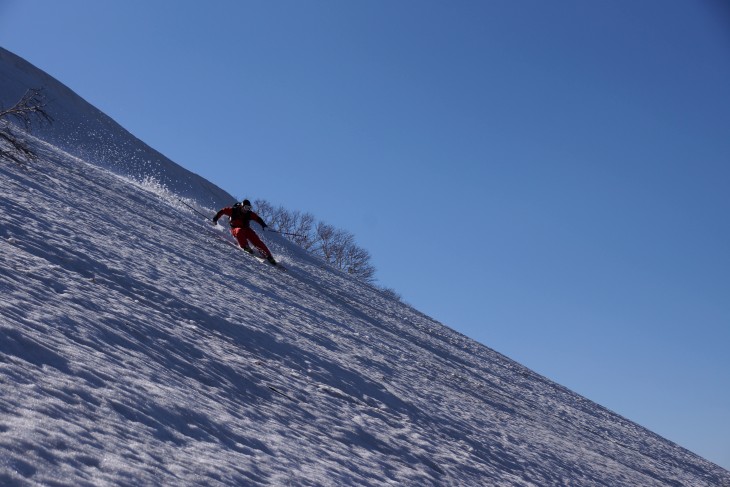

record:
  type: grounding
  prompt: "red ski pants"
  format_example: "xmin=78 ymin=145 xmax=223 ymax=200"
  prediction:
xmin=231 ymin=227 xmax=272 ymax=258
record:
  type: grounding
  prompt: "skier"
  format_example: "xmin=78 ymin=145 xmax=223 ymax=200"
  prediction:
xmin=213 ymin=199 xmax=278 ymax=265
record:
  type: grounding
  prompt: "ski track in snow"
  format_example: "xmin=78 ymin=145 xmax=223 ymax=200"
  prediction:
xmin=1 ymin=139 xmax=729 ymax=486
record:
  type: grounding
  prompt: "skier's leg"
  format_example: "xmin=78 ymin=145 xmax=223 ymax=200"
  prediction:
xmin=231 ymin=228 xmax=253 ymax=252
xmin=244 ymin=228 xmax=273 ymax=259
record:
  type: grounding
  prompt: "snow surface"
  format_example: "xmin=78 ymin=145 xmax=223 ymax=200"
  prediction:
xmin=2 ymin=48 xmax=730 ymax=486
xmin=0 ymin=47 xmax=232 ymax=209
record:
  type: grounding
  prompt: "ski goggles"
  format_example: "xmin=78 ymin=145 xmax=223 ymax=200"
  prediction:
xmin=242 ymin=205 xmax=252 ymax=211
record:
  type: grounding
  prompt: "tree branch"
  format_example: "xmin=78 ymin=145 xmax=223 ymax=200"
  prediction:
xmin=0 ymin=88 xmax=53 ymax=164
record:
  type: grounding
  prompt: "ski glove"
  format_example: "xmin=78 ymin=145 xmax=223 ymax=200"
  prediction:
xmin=212 ymin=218 xmax=218 ymax=224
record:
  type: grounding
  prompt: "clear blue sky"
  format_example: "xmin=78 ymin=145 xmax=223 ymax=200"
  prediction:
xmin=2 ymin=0 xmax=729 ymax=470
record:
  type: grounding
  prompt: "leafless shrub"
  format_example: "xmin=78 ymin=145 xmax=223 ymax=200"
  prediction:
xmin=0 ymin=88 xmax=53 ymax=164
xmin=253 ymin=199 xmax=378 ymax=284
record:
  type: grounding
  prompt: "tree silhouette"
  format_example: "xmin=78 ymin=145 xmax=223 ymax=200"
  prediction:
xmin=1 ymin=89 xmax=53 ymax=165
xmin=254 ymin=198 xmax=377 ymax=283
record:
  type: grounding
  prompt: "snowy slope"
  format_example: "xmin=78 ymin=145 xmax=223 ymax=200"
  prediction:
xmin=2 ymin=50 xmax=730 ymax=487
xmin=0 ymin=47 xmax=232 ymax=208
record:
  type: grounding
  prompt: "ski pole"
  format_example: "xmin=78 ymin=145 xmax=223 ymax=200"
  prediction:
xmin=177 ymin=198 xmax=212 ymax=220
xmin=267 ymin=229 xmax=307 ymax=238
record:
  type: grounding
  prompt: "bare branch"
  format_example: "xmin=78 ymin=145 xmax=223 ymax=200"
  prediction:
xmin=253 ymin=198 xmax=380 ymax=283
xmin=0 ymin=88 xmax=53 ymax=164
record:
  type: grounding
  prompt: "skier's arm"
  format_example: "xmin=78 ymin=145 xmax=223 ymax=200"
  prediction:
xmin=212 ymin=207 xmax=231 ymax=223
xmin=250 ymin=212 xmax=268 ymax=229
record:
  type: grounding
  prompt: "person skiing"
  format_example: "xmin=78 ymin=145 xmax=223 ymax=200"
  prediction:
xmin=213 ymin=199 xmax=278 ymax=265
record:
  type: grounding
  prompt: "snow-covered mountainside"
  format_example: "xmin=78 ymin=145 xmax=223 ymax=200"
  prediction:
xmin=2 ymin=49 xmax=729 ymax=486
xmin=0 ymin=47 xmax=231 ymax=208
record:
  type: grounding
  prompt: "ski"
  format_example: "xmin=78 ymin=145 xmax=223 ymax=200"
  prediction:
xmin=241 ymin=246 xmax=286 ymax=270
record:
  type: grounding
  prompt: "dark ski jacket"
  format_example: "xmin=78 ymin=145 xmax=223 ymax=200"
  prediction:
xmin=213 ymin=205 xmax=268 ymax=230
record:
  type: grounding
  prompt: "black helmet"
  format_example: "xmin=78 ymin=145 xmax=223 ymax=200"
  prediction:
xmin=241 ymin=199 xmax=252 ymax=210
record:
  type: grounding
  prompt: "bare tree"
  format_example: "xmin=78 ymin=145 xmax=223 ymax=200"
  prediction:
xmin=276 ymin=206 xmax=298 ymax=234
xmin=342 ymin=244 xmax=376 ymax=283
xmin=330 ymin=229 xmax=355 ymax=269
xmin=252 ymin=198 xmax=378 ymax=283
xmin=0 ymin=88 xmax=53 ymax=164
xmin=291 ymin=212 xmax=315 ymax=250
xmin=253 ymin=199 xmax=274 ymax=221
xmin=311 ymin=223 xmax=376 ymax=282
xmin=313 ymin=222 xmax=336 ymax=261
